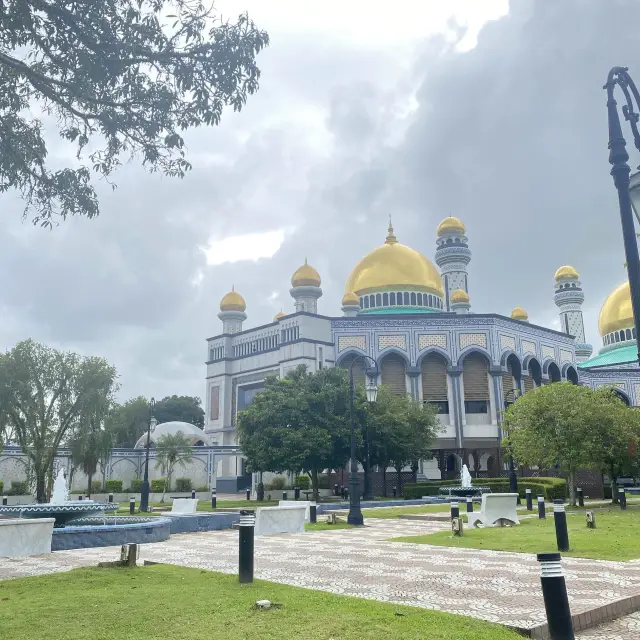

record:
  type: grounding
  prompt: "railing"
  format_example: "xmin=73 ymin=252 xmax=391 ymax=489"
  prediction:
xmin=232 ymin=331 xmax=280 ymax=358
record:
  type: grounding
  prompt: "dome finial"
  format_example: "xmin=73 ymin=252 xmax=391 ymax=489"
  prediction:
xmin=385 ymin=215 xmax=397 ymax=244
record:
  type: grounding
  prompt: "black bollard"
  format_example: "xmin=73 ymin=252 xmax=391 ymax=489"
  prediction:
xmin=211 ymin=488 xmax=217 ymax=510
xmin=192 ymin=489 xmax=196 ymax=500
xmin=526 ymin=488 xmax=533 ymax=511
xmin=450 ymin=501 xmax=459 ymax=520
xmin=537 ymin=553 xmax=575 ymax=640
xmin=310 ymin=504 xmax=317 ymax=524
xmin=246 ymin=488 xmax=251 ymax=501
xmin=1 ymin=496 xmax=7 ymax=506
xmin=78 ymin=494 xmax=83 ymax=501
xmin=108 ymin=493 xmax=114 ymax=503
xmin=538 ymin=495 xmax=546 ymax=519
xmin=466 ymin=496 xmax=473 ymax=513
xmin=238 ymin=510 xmax=255 ymax=584
xmin=392 ymin=486 xmax=397 ymax=498
xmin=334 ymin=483 xmax=339 ymax=497
xmin=282 ymin=490 xmax=287 ymax=501
xmin=129 ymin=497 xmax=136 ymax=515
xmin=294 ymin=486 xmax=300 ymax=500
xmin=577 ymin=488 xmax=584 ymax=507
xmin=553 ymin=500 xmax=570 ymax=552
xmin=619 ymin=487 xmax=627 ymax=510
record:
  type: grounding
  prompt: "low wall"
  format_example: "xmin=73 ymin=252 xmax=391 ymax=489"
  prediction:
xmin=165 ymin=512 xmax=240 ymax=534
xmin=0 ymin=518 xmax=54 ymax=558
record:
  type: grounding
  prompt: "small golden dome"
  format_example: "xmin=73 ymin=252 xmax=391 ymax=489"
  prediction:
xmin=451 ymin=289 xmax=470 ymax=304
xmin=274 ymin=310 xmax=286 ymax=321
xmin=344 ymin=223 xmax=444 ymax=298
xmin=437 ymin=216 xmax=466 ymax=236
xmin=598 ymin=281 xmax=633 ymax=336
xmin=342 ymin=291 xmax=360 ymax=306
xmin=511 ymin=306 xmax=528 ymax=321
xmin=291 ymin=258 xmax=321 ymax=287
xmin=554 ymin=265 xmax=579 ymax=281
xmin=220 ymin=286 xmax=246 ymax=312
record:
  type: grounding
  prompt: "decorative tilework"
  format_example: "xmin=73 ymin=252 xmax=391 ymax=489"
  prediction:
xmin=378 ymin=335 xmax=406 ymax=351
xmin=541 ymin=345 xmax=555 ymax=361
xmin=459 ymin=333 xmax=487 ymax=349
xmin=560 ymin=349 xmax=573 ymax=364
xmin=337 ymin=335 xmax=366 ymax=352
xmin=418 ymin=334 xmax=447 ymax=350
xmin=499 ymin=335 xmax=516 ymax=352
xmin=522 ymin=340 xmax=536 ymax=356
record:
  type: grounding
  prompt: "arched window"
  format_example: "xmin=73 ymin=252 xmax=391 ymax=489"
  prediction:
xmin=404 ymin=292 xmax=410 ymax=305
xmin=383 ymin=292 xmax=389 ymax=307
xmin=339 ymin=353 xmax=366 ymax=386
xmin=462 ymin=353 xmax=489 ymax=414
xmin=417 ymin=293 xmax=423 ymax=306
xmin=363 ymin=296 xmax=369 ymax=309
xmin=397 ymin=292 xmax=403 ymax=305
xmin=615 ymin=332 xmax=620 ymax=343
xmin=390 ymin=292 xmax=396 ymax=305
xmin=410 ymin=292 xmax=417 ymax=306
xmin=376 ymin=293 xmax=382 ymax=307
xmin=380 ymin=353 xmax=407 ymax=396
xmin=369 ymin=295 xmax=375 ymax=308
xmin=626 ymin=328 xmax=632 ymax=340
xmin=421 ymin=353 xmax=448 ymax=414
xmin=548 ymin=362 xmax=561 ymax=383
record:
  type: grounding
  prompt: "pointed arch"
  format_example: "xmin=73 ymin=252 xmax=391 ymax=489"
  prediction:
xmin=416 ymin=347 xmax=453 ymax=368
xmin=421 ymin=351 xmax=449 ymax=414
xmin=337 ymin=351 xmax=367 ymax=385
xmin=462 ymin=350 xmax=490 ymax=415
xmin=380 ymin=352 xmax=408 ymax=395
xmin=456 ymin=346 xmax=493 ymax=368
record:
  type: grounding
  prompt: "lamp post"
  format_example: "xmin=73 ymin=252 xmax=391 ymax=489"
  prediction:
xmin=503 ymin=388 xmax=520 ymax=495
xmin=347 ymin=355 xmax=379 ymax=526
xmin=605 ymin=67 xmax=640 ymax=363
xmin=140 ymin=397 xmax=156 ymax=512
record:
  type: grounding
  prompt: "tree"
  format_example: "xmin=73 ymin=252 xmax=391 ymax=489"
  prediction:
xmin=105 ymin=396 xmax=150 ymax=448
xmin=154 ymin=395 xmax=205 ymax=428
xmin=504 ymin=383 xmax=640 ymax=505
xmin=1 ymin=1 xmax=269 ymax=226
xmin=0 ymin=339 xmax=117 ymax=502
xmin=154 ymin=431 xmax=194 ymax=501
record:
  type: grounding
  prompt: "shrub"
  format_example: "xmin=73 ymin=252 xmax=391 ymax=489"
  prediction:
xmin=91 ymin=480 xmax=102 ymax=493
xmin=267 ymin=477 xmax=286 ymax=490
xmin=9 ymin=481 xmax=29 ymax=496
xmin=105 ymin=479 xmax=123 ymax=493
xmin=175 ymin=478 xmax=193 ymax=492
xmin=0 ymin=480 xmax=3 ymax=494
xmin=195 ymin=485 xmax=209 ymax=492
xmin=317 ymin=474 xmax=330 ymax=490
xmin=295 ymin=474 xmax=310 ymax=490
xmin=151 ymin=478 xmax=167 ymax=492
xmin=129 ymin=478 xmax=143 ymax=493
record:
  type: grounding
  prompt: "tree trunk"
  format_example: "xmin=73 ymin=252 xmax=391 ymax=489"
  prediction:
xmin=87 ymin=471 xmax=93 ymax=499
xmin=568 ymin=468 xmax=576 ymax=507
xmin=395 ymin=465 xmax=403 ymax=496
xmin=382 ymin=467 xmax=387 ymax=497
xmin=411 ymin=461 xmax=418 ymax=483
xmin=36 ymin=474 xmax=47 ymax=503
xmin=311 ymin=466 xmax=319 ymax=501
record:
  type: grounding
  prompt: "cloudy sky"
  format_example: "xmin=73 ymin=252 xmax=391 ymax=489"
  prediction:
xmin=2 ymin=0 xmax=639 ymax=401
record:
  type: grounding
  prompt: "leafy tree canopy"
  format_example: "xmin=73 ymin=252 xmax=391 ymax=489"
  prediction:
xmin=154 ymin=395 xmax=205 ymax=428
xmin=1 ymin=0 xmax=268 ymax=225
xmin=106 ymin=395 xmax=150 ymax=448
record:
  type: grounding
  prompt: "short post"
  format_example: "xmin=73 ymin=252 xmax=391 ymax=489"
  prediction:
xmin=586 ymin=510 xmax=596 ymax=529
xmin=310 ymin=504 xmax=317 ymax=524
xmin=333 ymin=483 xmax=339 ymax=496
xmin=450 ymin=501 xmax=459 ymax=520
xmin=537 ymin=553 xmax=575 ymax=640
xmin=78 ymin=494 xmax=83 ymax=501
xmin=526 ymin=488 xmax=533 ymax=511
xmin=211 ymin=488 xmax=217 ymax=510
xmin=619 ymin=487 xmax=627 ymax=510
xmin=294 ymin=486 xmax=300 ymax=500
xmin=392 ymin=486 xmax=397 ymax=498
xmin=1 ymin=496 xmax=7 ymax=506
xmin=553 ymin=500 xmax=570 ymax=552
xmin=577 ymin=488 xmax=584 ymax=507
xmin=191 ymin=489 xmax=196 ymax=500
xmin=538 ymin=495 xmax=546 ymax=519
xmin=466 ymin=496 xmax=473 ymax=513
xmin=238 ymin=510 xmax=255 ymax=584
xmin=282 ymin=490 xmax=287 ymax=501
xmin=129 ymin=496 xmax=136 ymax=515
xmin=108 ymin=493 xmax=114 ymax=503
xmin=451 ymin=517 xmax=464 ymax=536
xmin=246 ymin=488 xmax=251 ymax=501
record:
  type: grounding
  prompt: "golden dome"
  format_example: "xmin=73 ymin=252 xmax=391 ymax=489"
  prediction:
xmin=511 ymin=306 xmax=528 ymax=321
xmin=220 ymin=286 xmax=246 ymax=312
xmin=344 ymin=222 xmax=444 ymax=297
xmin=342 ymin=291 xmax=360 ymax=306
xmin=291 ymin=259 xmax=321 ymax=287
xmin=554 ymin=265 xmax=579 ymax=281
xmin=598 ymin=281 xmax=633 ymax=336
xmin=451 ymin=289 xmax=470 ymax=304
xmin=437 ymin=216 xmax=466 ymax=236
xmin=273 ymin=310 xmax=286 ymax=321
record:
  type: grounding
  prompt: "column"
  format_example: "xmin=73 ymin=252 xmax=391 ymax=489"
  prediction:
xmin=447 ymin=366 xmax=464 ymax=449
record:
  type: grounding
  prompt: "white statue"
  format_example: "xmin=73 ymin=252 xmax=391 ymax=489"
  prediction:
xmin=50 ymin=467 xmax=69 ymax=504
xmin=461 ymin=464 xmax=473 ymax=488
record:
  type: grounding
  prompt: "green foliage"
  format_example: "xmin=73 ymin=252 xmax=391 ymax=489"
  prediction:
xmin=0 ymin=1 xmax=269 ymax=225
xmin=9 ymin=481 xmax=29 ymax=496
xmin=0 ymin=339 xmax=117 ymax=502
xmin=154 ymin=431 xmax=195 ymax=498
xmin=0 ymin=480 xmax=3 ymax=494
xmin=105 ymin=479 xmax=123 ymax=493
xmin=91 ymin=480 xmax=102 ymax=493
xmin=106 ymin=397 xmax=151 ymax=448
xmin=175 ymin=478 xmax=193 ymax=492
xmin=294 ymin=474 xmax=310 ymax=490
xmin=195 ymin=486 xmax=209 ymax=493
xmin=267 ymin=477 xmax=286 ymax=491
xmin=154 ymin=396 xmax=205 ymax=429
xmin=151 ymin=478 xmax=167 ymax=492
xmin=129 ymin=479 xmax=143 ymax=493
xmin=403 ymin=477 xmax=567 ymax=500
xmin=317 ymin=474 xmax=330 ymax=490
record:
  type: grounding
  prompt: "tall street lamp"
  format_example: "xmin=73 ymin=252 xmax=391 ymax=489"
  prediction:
xmin=347 ymin=355 xmax=379 ymax=526
xmin=140 ymin=397 xmax=156 ymax=512
xmin=503 ymin=388 xmax=520 ymax=495
xmin=605 ymin=66 xmax=640 ymax=363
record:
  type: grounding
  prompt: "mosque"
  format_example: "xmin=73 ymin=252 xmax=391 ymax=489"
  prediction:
xmin=204 ymin=217 xmax=640 ymax=488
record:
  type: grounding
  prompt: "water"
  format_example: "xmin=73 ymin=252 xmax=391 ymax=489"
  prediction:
xmin=51 ymin=468 xmax=70 ymax=504
xmin=461 ymin=464 xmax=473 ymax=488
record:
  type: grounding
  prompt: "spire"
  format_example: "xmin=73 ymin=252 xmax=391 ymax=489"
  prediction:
xmin=385 ymin=215 xmax=397 ymax=244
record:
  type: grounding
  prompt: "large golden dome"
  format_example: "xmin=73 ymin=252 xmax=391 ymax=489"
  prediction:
xmin=437 ymin=216 xmax=465 ymax=236
xmin=220 ymin=287 xmax=246 ymax=312
xmin=344 ymin=222 xmax=444 ymax=297
xmin=291 ymin=259 xmax=321 ymax=287
xmin=598 ymin=282 xmax=633 ymax=336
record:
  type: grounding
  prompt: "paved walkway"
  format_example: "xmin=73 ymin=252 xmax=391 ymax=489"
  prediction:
xmin=1 ymin=519 xmax=640 ymax=635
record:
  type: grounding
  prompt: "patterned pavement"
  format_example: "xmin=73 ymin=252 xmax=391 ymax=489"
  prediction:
xmin=1 ymin=518 xmax=640 ymax=635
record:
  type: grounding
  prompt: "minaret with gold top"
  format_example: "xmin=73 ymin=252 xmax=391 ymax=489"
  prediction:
xmin=434 ymin=216 xmax=471 ymax=311
xmin=290 ymin=259 xmax=322 ymax=313
xmin=554 ymin=265 xmax=592 ymax=361
xmin=218 ymin=286 xmax=246 ymax=334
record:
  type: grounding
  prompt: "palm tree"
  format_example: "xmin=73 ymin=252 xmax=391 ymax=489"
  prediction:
xmin=154 ymin=432 xmax=194 ymax=502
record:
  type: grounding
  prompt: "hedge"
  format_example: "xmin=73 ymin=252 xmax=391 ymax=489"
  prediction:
xmin=105 ymin=479 xmax=123 ymax=493
xmin=175 ymin=478 xmax=192 ymax=492
xmin=0 ymin=480 xmax=3 ymax=494
xmin=130 ymin=478 xmax=143 ymax=493
xmin=295 ymin=474 xmax=310 ymax=490
xmin=403 ymin=477 xmax=567 ymax=501
xmin=9 ymin=481 xmax=29 ymax=496
xmin=151 ymin=478 xmax=167 ymax=492
xmin=91 ymin=480 xmax=102 ymax=493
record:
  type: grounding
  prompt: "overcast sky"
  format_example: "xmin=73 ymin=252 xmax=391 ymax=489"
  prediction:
xmin=2 ymin=0 xmax=639 ymax=401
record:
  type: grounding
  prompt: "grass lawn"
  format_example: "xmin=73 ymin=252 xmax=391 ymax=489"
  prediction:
xmin=0 ymin=565 xmax=521 ymax=640
xmin=392 ymin=508 xmax=640 ymax=561
xmin=112 ymin=499 xmax=280 ymax=515
xmin=361 ymin=504 xmax=449 ymax=518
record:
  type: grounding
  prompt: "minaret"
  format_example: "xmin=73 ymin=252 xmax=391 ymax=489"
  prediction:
xmin=218 ymin=286 xmax=246 ymax=334
xmin=450 ymin=289 xmax=470 ymax=314
xmin=554 ymin=266 xmax=592 ymax=361
xmin=290 ymin=259 xmax=322 ymax=313
xmin=341 ymin=291 xmax=360 ymax=317
xmin=435 ymin=216 xmax=471 ymax=311
xmin=511 ymin=306 xmax=529 ymax=323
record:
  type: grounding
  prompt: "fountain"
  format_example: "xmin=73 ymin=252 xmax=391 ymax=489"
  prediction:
xmin=438 ymin=464 xmax=490 ymax=498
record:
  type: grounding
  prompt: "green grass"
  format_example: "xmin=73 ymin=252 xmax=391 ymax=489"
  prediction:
xmin=112 ymin=499 xmax=280 ymax=515
xmin=361 ymin=504 xmax=449 ymax=518
xmin=0 ymin=565 xmax=521 ymax=640
xmin=305 ymin=521 xmax=354 ymax=531
xmin=392 ymin=508 xmax=640 ymax=561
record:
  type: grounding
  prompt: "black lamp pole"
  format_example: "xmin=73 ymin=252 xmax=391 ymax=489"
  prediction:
xmin=503 ymin=389 xmax=520 ymax=494
xmin=606 ymin=67 xmax=640 ymax=363
xmin=140 ymin=397 xmax=155 ymax=512
xmin=347 ymin=355 xmax=379 ymax=526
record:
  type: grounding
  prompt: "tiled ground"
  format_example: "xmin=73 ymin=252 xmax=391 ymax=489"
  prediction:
xmin=1 ymin=518 xmax=640 ymax=634
xmin=579 ymin=611 xmax=640 ymax=638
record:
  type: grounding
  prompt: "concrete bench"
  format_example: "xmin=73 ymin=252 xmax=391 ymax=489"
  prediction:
xmin=467 ymin=493 xmax=519 ymax=528
xmin=255 ymin=505 xmax=306 ymax=536
xmin=170 ymin=498 xmax=198 ymax=514
xmin=0 ymin=518 xmax=55 ymax=558
xmin=278 ymin=500 xmax=314 ymax=522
